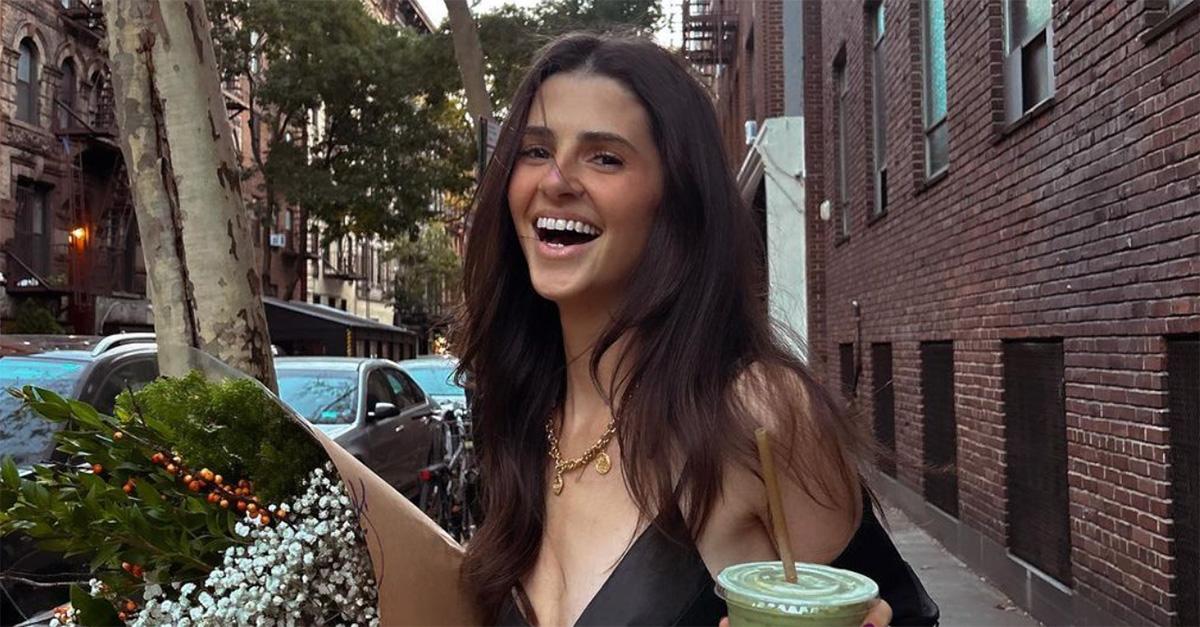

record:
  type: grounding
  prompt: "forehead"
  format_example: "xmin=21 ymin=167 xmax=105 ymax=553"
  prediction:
xmin=526 ymin=72 xmax=653 ymax=139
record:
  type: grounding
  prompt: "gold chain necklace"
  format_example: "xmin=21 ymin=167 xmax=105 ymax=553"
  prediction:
xmin=545 ymin=412 xmax=616 ymax=496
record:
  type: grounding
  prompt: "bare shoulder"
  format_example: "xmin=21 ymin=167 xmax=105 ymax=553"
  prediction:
xmin=702 ymin=361 xmax=862 ymax=568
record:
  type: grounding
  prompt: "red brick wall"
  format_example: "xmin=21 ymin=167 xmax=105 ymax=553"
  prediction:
xmin=812 ymin=0 xmax=1199 ymax=624
xmin=711 ymin=0 xmax=786 ymax=167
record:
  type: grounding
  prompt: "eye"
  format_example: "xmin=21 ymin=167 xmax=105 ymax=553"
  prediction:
xmin=592 ymin=152 xmax=624 ymax=167
xmin=518 ymin=146 xmax=551 ymax=160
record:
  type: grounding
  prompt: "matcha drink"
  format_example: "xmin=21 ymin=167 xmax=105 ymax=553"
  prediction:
xmin=716 ymin=561 xmax=879 ymax=627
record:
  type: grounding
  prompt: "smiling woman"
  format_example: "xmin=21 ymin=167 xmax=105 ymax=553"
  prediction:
xmin=454 ymin=34 xmax=901 ymax=627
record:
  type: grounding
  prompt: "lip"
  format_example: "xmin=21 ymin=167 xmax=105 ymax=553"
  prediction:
xmin=534 ymin=235 xmax=598 ymax=260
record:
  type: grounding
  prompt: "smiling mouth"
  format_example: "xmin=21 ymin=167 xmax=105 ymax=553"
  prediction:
xmin=535 ymin=217 xmax=602 ymax=248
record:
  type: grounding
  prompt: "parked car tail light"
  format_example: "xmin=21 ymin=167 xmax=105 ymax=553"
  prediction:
xmin=418 ymin=468 xmax=433 ymax=483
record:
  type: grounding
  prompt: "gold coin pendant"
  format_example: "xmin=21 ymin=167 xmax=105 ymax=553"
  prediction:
xmin=594 ymin=452 xmax=612 ymax=475
xmin=552 ymin=473 xmax=564 ymax=495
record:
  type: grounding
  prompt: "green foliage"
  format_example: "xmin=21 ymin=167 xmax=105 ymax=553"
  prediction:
xmin=206 ymin=0 xmax=475 ymax=240
xmin=7 ymin=299 xmax=65 ymax=334
xmin=115 ymin=372 xmax=325 ymax=504
xmin=474 ymin=0 xmax=663 ymax=113
xmin=0 ymin=375 xmax=326 ymax=618
xmin=0 ymin=387 xmax=248 ymax=609
xmin=392 ymin=222 xmax=462 ymax=322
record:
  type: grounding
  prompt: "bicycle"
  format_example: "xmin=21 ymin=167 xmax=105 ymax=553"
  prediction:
xmin=417 ymin=407 xmax=480 ymax=543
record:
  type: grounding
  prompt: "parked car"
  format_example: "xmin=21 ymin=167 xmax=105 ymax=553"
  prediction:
xmin=0 ymin=335 xmax=160 ymax=625
xmin=273 ymin=357 xmax=445 ymax=500
xmin=397 ymin=355 xmax=468 ymax=412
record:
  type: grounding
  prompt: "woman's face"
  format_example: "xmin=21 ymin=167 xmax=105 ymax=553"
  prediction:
xmin=508 ymin=72 xmax=664 ymax=311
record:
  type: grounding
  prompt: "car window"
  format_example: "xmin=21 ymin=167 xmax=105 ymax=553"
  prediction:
xmin=403 ymin=365 xmax=464 ymax=397
xmin=365 ymin=369 xmax=397 ymax=411
xmin=91 ymin=356 xmax=160 ymax=415
xmin=0 ymin=357 xmax=85 ymax=466
xmin=384 ymin=370 xmax=423 ymax=409
xmin=276 ymin=369 xmax=357 ymax=425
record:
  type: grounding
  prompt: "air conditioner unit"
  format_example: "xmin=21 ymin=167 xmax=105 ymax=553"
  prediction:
xmin=269 ymin=232 xmax=287 ymax=248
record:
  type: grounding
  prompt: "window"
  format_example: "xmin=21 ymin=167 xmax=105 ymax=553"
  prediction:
xmin=15 ymin=182 xmax=51 ymax=276
xmin=57 ymin=59 xmax=77 ymax=130
xmin=1167 ymin=335 xmax=1199 ymax=626
xmin=1003 ymin=339 xmax=1071 ymax=585
xmin=385 ymin=370 xmax=424 ymax=410
xmin=872 ymin=343 xmax=897 ymax=476
xmin=869 ymin=2 xmax=888 ymax=216
xmin=1003 ymin=0 xmax=1054 ymax=123
xmin=833 ymin=53 xmax=849 ymax=238
xmin=839 ymin=342 xmax=856 ymax=400
xmin=921 ymin=341 xmax=957 ymax=517
xmin=921 ymin=0 xmax=949 ymax=176
xmin=16 ymin=39 xmax=39 ymax=124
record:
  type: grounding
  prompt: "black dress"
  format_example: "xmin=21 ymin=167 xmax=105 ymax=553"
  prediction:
xmin=496 ymin=496 xmax=939 ymax=627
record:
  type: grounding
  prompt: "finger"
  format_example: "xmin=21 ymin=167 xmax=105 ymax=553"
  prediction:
xmin=719 ymin=618 xmax=730 ymax=627
xmin=861 ymin=597 xmax=893 ymax=627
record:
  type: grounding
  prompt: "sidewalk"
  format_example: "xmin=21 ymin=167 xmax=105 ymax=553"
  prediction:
xmin=881 ymin=503 xmax=1041 ymax=626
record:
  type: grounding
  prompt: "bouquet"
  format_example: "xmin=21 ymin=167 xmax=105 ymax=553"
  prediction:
xmin=0 ymin=349 xmax=477 ymax=626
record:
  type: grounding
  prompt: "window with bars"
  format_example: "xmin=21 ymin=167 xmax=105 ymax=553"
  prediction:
xmin=868 ymin=2 xmax=888 ymax=217
xmin=1003 ymin=339 xmax=1071 ymax=585
xmin=1167 ymin=335 xmax=1199 ymax=626
xmin=1002 ymin=0 xmax=1055 ymax=123
xmin=833 ymin=51 xmax=850 ymax=239
xmin=921 ymin=0 xmax=949 ymax=176
xmin=872 ymin=343 xmax=897 ymax=476
xmin=16 ymin=39 xmax=39 ymax=125
xmin=921 ymin=341 xmax=958 ymax=516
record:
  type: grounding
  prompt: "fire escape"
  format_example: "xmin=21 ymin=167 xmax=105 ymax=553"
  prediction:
xmin=681 ymin=0 xmax=738 ymax=89
xmin=54 ymin=0 xmax=142 ymax=332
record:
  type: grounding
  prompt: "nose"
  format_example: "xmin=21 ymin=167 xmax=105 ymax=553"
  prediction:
xmin=537 ymin=157 xmax=583 ymax=199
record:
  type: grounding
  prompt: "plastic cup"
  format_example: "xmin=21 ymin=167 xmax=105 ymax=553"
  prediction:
xmin=715 ymin=561 xmax=879 ymax=627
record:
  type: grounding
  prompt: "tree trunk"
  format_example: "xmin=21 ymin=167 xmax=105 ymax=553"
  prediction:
xmin=443 ymin=0 xmax=492 ymax=125
xmin=106 ymin=0 xmax=277 ymax=390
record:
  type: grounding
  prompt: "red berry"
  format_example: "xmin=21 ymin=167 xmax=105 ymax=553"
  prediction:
xmin=151 ymin=452 xmax=165 ymax=465
xmin=91 ymin=464 xmax=104 ymax=474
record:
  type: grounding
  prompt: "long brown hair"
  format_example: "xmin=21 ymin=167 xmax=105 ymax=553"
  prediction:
xmin=454 ymin=33 xmax=870 ymax=620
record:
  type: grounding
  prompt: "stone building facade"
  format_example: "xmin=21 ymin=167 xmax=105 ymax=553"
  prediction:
xmin=0 ymin=0 xmax=149 ymax=334
xmin=805 ymin=1 xmax=1199 ymax=625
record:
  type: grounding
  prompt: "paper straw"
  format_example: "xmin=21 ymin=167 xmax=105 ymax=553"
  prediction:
xmin=755 ymin=427 xmax=798 ymax=583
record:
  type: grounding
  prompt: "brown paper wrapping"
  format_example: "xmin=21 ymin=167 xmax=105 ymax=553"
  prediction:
xmin=306 ymin=427 xmax=484 ymax=625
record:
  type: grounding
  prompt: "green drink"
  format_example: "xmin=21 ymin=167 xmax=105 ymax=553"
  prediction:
xmin=716 ymin=562 xmax=879 ymax=627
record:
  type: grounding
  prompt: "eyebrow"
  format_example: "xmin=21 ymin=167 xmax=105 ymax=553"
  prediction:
xmin=522 ymin=126 xmax=639 ymax=154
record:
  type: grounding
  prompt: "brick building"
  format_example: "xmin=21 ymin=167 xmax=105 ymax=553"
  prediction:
xmin=803 ymin=1 xmax=1199 ymax=625
xmin=0 ymin=0 xmax=150 ymax=334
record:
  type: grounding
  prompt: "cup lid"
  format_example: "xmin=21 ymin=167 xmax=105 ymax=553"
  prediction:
xmin=715 ymin=562 xmax=879 ymax=617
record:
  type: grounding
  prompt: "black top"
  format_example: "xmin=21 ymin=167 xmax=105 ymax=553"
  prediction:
xmin=495 ymin=495 xmax=940 ymax=627
xmin=496 ymin=516 xmax=726 ymax=626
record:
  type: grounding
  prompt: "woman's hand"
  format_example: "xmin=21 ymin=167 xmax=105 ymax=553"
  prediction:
xmin=718 ymin=598 xmax=892 ymax=627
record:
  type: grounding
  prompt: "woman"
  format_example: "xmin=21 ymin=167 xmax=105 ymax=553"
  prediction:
xmin=455 ymin=33 xmax=896 ymax=627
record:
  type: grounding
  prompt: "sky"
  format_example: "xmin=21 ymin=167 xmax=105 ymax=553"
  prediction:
xmin=414 ymin=0 xmax=684 ymax=48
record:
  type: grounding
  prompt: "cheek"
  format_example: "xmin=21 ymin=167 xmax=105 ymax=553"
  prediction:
xmin=507 ymin=168 xmax=539 ymax=221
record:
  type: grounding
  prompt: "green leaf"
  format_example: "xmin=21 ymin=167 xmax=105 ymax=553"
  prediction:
xmin=1 ymin=457 xmax=18 ymax=488
xmin=89 ymin=542 xmax=121 ymax=571
xmin=70 ymin=584 xmax=121 ymax=626
xmin=67 ymin=399 xmax=106 ymax=430
xmin=134 ymin=480 xmax=164 ymax=508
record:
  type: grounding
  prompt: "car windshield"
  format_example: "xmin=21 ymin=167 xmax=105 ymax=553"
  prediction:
xmin=0 ymin=357 xmax=86 ymax=466
xmin=277 ymin=370 xmax=357 ymax=425
xmin=404 ymin=365 xmax=463 ymax=397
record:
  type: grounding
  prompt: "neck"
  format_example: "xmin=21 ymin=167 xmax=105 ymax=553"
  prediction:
xmin=557 ymin=299 xmax=630 ymax=438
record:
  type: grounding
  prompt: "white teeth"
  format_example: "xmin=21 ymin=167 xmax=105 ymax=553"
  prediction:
xmin=535 ymin=217 xmax=601 ymax=236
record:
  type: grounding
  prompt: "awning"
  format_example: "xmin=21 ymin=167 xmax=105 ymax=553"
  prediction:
xmin=264 ymin=297 xmax=415 ymax=335
xmin=263 ymin=297 xmax=417 ymax=357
